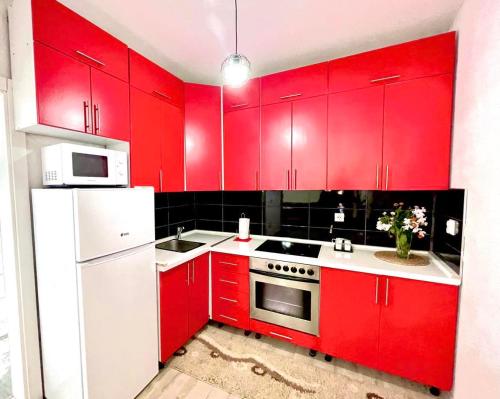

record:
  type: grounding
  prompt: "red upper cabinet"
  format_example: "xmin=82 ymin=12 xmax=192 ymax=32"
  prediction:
xmin=261 ymin=102 xmax=292 ymax=190
xmin=187 ymin=253 xmax=210 ymax=337
xmin=184 ymin=83 xmax=222 ymax=191
xmin=161 ymin=102 xmax=185 ymax=192
xmin=34 ymin=42 xmax=92 ymax=134
xmin=320 ymin=269 xmax=381 ymax=370
xmin=223 ymin=78 xmax=260 ymax=112
xmin=261 ymin=62 xmax=328 ymax=105
xmin=329 ymin=32 xmax=456 ymax=93
xmin=129 ymin=50 xmax=184 ymax=108
xmin=291 ymin=96 xmax=327 ymax=190
xmin=224 ymin=107 xmax=260 ymax=190
xmin=382 ymin=74 xmax=453 ymax=190
xmin=378 ymin=277 xmax=459 ymax=390
xmin=328 ymin=86 xmax=384 ymax=190
xmin=32 ymin=0 xmax=129 ymax=82
xmin=130 ymin=87 xmax=162 ymax=191
xmin=90 ymin=69 xmax=130 ymax=141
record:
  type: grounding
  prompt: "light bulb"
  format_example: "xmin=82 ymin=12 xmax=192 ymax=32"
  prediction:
xmin=221 ymin=53 xmax=251 ymax=87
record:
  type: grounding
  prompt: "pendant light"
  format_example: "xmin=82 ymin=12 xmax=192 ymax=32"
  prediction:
xmin=221 ymin=0 xmax=251 ymax=87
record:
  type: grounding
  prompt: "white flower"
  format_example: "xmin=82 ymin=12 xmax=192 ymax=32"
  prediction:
xmin=382 ymin=212 xmax=387 ymax=215
xmin=390 ymin=212 xmax=396 ymax=216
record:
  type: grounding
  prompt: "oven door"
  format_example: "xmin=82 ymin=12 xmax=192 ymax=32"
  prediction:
xmin=250 ymin=271 xmax=319 ymax=336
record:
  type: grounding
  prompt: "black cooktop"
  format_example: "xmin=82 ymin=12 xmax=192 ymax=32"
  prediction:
xmin=255 ymin=240 xmax=321 ymax=258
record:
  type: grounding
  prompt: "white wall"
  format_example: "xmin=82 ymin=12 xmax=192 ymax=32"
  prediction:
xmin=450 ymin=0 xmax=500 ymax=397
xmin=0 ymin=0 xmax=10 ymax=78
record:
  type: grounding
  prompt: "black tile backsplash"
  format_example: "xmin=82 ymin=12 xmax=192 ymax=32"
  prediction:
xmin=154 ymin=189 xmax=465 ymax=273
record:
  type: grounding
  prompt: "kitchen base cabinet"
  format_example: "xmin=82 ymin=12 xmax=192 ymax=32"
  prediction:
xmin=249 ymin=319 xmax=320 ymax=351
xmin=159 ymin=254 xmax=210 ymax=364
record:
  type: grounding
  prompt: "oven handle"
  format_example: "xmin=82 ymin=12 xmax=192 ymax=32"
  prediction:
xmin=249 ymin=269 xmax=319 ymax=284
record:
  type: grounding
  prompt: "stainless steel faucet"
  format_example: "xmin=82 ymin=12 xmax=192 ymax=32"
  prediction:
xmin=176 ymin=226 xmax=184 ymax=240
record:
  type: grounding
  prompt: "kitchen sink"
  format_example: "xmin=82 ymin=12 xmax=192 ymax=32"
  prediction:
xmin=155 ymin=239 xmax=205 ymax=253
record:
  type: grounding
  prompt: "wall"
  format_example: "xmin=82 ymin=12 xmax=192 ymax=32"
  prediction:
xmin=450 ymin=0 xmax=500 ymax=397
xmin=0 ymin=0 xmax=10 ymax=78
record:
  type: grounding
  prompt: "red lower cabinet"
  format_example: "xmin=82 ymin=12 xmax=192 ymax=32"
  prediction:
xmin=159 ymin=254 xmax=210 ymax=363
xmin=320 ymin=268 xmax=459 ymax=390
xmin=250 ymin=319 xmax=320 ymax=350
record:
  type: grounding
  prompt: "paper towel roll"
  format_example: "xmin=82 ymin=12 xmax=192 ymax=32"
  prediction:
xmin=238 ymin=213 xmax=250 ymax=240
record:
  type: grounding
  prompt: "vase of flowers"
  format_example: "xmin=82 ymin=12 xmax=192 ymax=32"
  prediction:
xmin=376 ymin=203 xmax=428 ymax=259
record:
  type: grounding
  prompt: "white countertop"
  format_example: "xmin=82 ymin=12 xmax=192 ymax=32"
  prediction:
xmin=155 ymin=230 xmax=461 ymax=286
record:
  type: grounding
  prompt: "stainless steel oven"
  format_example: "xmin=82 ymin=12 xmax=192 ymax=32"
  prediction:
xmin=249 ymin=257 xmax=320 ymax=336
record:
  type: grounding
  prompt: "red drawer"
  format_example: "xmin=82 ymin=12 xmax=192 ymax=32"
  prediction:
xmin=329 ymin=32 xmax=456 ymax=93
xmin=212 ymin=298 xmax=249 ymax=330
xmin=250 ymin=319 xmax=320 ymax=350
xmin=129 ymin=49 xmax=184 ymax=108
xmin=32 ymin=0 xmax=129 ymax=82
xmin=261 ymin=62 xmax=328 ymax=105
xmin=223 ymin=78 xmax=260 ymax=112
xmin=212 ymin=284 xmax=249 ymax=311
xmin=211 ymin=252 xmax=249 ymax=275
xmin=212 ymin=268 xmax=249 ymax=293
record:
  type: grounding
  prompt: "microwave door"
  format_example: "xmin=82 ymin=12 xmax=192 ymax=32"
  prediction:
xmin=60 ymin=146 xmax=116 ymax=186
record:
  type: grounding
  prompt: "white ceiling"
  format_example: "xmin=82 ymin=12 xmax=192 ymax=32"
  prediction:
xmin=59 ymin=0 xmax=464 ymax=85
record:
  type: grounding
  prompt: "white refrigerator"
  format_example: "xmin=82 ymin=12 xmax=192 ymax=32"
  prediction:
xmin=32 ymin=187 xmax=158 ymax=399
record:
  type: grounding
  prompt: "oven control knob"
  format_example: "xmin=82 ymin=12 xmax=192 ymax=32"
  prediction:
xmin=275 ymin=264 xmax=282 ymax=271
xmin=267 ymin=263 xmax=274 ymax=270
xmin=283 ymin=265 xmax=289 ymax=272
xmin=307 ymin=269 xmax=315 ymax=276
xmin=291 ymin=267 xmax=297 ymax=273
xmin=299 ymin=268 xmax=306 ymax=274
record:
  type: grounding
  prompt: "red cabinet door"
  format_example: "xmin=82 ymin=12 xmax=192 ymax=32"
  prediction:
xmin=159 ymin=263 xmax=189 ymax=363
xmin=90 ymin=69 xmax=130 ymax=141
xmin=291 ymin=96 xmax=327 ymax=190
xmin=320 ymin=268 xmax=382 ymax=370
xmin=223 ymin=78 xmax=260 ymax=112
xmin=383 ymin=74 xmax=453 ymax=190
xmin=32 ymin=0 xmax=129 ymax=81
xmin=260 ymin=102 xmax=292 ymax=190
xmin=261 ymin=62 xmax=328 ymax=105
xmin=327 ymin=87 xmax=384 ymax=190
xmin=378 ymin=277 xmax=459 ymax=390
xmin=129 ymin=50 xmax=184 ymax=108
xmin=34 ymin=42 xmax=91 ymax=133
xmin=130 ymin=88 xmax=162 ymax=191
xmin=188 ymin=253 xmax=210 ymax=337
xmin=184 ymin=83 xmax=222 ymax=191
xmin=224 ymin=107 xmax=260 ymax=190
xmin=161 ymin=102 xmax=185 ymax=192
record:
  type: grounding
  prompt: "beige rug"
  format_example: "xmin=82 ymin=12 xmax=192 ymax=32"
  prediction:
xmin=167 ymin=323 xmax=434 ymax=399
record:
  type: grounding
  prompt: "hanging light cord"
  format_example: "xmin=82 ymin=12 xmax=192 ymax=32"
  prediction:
xmin=235 ymin=0 xmax=238 ymax=54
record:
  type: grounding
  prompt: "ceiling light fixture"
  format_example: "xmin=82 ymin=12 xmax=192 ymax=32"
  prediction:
xmin=221 ymin=0 xmax=250 ymax=87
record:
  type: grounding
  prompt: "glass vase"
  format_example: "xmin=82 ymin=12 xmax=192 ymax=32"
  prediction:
xmin=395 ymin=230 xmax=413 ymax=259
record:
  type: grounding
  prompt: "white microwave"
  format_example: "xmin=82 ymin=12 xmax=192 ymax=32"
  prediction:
xmin=41 ymin=143 xmax=128 ymax=187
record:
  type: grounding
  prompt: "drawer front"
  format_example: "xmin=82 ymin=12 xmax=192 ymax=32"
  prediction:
xmin=212 ymin=284 xmax=249 ymax=311
xmin=223 ymin=78 xmax=260 ymax=112
xmin=32 ymin=0 xmax=129 ymax=82
xmin=211 ymin=252 xmax=249 ymax=275
xmin=261 ymin=62 xmax=328 ymax=105
xmin=212 ymin=299 xmax=249 ymax=330
xmin=129 ymin=50 xmax=184 ymax=108
xmin=329 ymin=32 xmax=456 ymax=93
xmin=212 ymin=268 xmax=249 ymax=293
xmin=250 ymin=319 xmax=319 ymax=350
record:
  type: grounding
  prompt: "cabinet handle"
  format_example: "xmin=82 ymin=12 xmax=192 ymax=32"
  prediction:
xmin=294 ymin=169 xmax=297 ymax=190
xmin=385 ymin=278 xmax=389 ymax=307
xmin=153 ymin=90 xmax=172 ymax=100
xmin=385 ymin=165 xmax=389 ymax=191
xmin=279 ymin=93 xmax=302 ymax=100
xmin=75 ymin=50 xmax=105 ymax=66
xmin=375 ymin=277 xmax=379 ymax=304
xmin=192 ymin=261 xmax=195 ymax=284
xmin=376 ymin=164 xmax=379 ymax=190
xmin=219 ymin=279 xmax=238 ymax=285
xmin=256 ymin=171 xmax=259 ymax=190
xmin=93 ymin=104 xmax=100 ymax=134
xmin=219 ymin=171 xmax=222 ymax=190
xmin=270 ymin=331 xmax=293 ymax=340
xmin=83 ymin=101 xmax=90 ymax=132
xmin=219 ymin=314 xmax=238 ymax=322
xmin=370 ymin=75 xmax=400 ymax=83
xmin=159 ymin=170 xmax=163 ymax=192
xmin=286 ymin=170 xmax=290 ymax=190
xmin=187 ymin=262 xmax=190 ymax=286
xmin=231 ymin=103 xmax=248 ymax=108
xmin=219 ymin=296 xmax=238 ymax=303
xmin=219 ymin=261 xmax=238 ymax=266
